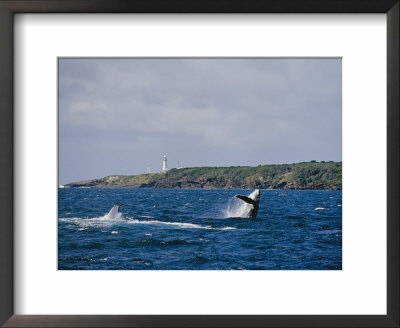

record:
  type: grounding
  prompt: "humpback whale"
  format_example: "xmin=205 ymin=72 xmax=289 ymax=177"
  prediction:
xmin=105 ymin=204 xmax=123 ymax=220
xmin=235 ymin=189 xmax=260 ymax=218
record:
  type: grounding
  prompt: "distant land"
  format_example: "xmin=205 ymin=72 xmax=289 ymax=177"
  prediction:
xmin=64 ymin=161 xmax=342 ymax=190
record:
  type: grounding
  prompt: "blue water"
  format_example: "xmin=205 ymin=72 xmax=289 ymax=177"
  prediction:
xmin=58 ymin=188 xmax=342 ymax=270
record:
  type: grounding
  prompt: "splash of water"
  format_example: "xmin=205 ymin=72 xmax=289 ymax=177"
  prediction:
xmin=59 ymin=217 xmax=235 ymax=230
xmin=104 ymin=212 xmax=123 ymax=220
xmin=223 ymin=197 xmax=251 ymax=218
xmin=104 ymin=205 xmax=123 ymax=220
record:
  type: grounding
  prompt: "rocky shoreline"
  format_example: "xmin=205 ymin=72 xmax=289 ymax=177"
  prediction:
xmin=65 ymin=161 xmax=342 ymax=190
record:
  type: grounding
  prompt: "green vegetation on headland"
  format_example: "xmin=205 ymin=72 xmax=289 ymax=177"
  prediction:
xmin=65 ymin=161 xmax=342 ymax=190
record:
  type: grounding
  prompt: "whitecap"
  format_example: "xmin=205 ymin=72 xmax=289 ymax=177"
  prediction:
xmin=314 ymin=207 xmax=325 ymax=210
xmin=59 ymin=216 xmax=120 ymax=230
xmin=220 ymin=227 xmax=237 ymax=230
xmin=125 ymin=219 xmax=212 ymax=229
xmin=125 ymin=219 xmax=236 ymax=231
xmin=60 ymin=216 xmax=236 ymax=231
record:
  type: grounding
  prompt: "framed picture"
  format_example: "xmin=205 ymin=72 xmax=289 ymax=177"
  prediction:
xmin=57 ymin=56 xmax=343 ymax=272
xmin=1 ymin=0 xmax=398 ymax=327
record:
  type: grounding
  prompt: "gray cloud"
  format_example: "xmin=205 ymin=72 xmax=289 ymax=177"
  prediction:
xmin=59 ymin=58 xmax=341 ymax=184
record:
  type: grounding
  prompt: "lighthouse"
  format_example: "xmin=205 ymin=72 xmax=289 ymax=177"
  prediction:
xmin=162 ymin=155 xmax=168 ymax=172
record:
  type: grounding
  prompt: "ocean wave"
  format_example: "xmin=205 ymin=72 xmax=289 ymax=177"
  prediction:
xmin=138 ymin=239 xmax=195 ymax=246
xmin=59 ymin=217 xmax=236 ymax=231
xmin=220 ymin=227 xmax=237 ymax=230
xmin=125 ymin=219 xmax=212 ymax=230
xmin=316 ymin=229 xmax=341 ymax=235
xmin=127 ymin=219 xmax=237 ymax=231
xmin=59 ymin=216 xmax=124 ymax=222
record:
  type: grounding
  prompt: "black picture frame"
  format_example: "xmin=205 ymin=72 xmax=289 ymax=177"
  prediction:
xmin=0 ymin=1 xmax=398 ymax=327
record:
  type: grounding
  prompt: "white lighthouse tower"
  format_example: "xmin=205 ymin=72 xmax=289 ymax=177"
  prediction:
xmin=162 ymin=155 xmax=168 ymax=172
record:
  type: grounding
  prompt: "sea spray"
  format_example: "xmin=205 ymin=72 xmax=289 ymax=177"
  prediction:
xmin=223 ymin=197 xmax=252 ymax=218
xmin=104 ymin=204 xmax=123 ymax=220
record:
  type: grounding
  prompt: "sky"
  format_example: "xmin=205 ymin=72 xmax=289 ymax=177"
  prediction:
xmin=59 ymin=58 xmax=342 ymax=184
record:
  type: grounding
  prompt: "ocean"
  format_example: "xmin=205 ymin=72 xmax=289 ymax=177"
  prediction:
xmin=58 ymin=188 xmax=342 ymax=270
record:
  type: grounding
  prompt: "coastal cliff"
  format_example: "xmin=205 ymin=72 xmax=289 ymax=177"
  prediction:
xmin=65 ymin=161 xmax=342 ymax=190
